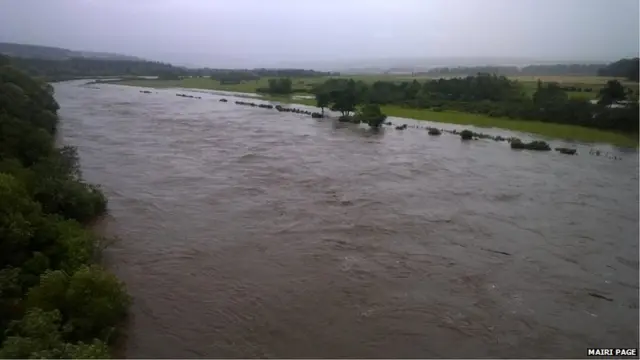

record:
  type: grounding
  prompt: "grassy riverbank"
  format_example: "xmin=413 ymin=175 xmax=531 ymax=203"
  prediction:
xmin=110 ymin=78 xmax=638 ymax=148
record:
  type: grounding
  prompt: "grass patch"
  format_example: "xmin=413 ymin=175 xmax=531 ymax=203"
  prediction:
xmin=380 ymin=106 xmax=637 ymax=147
xmin=111 ymin=78 xmax=638 ymax=148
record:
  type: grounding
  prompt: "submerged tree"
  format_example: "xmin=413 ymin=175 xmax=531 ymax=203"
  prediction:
xmin=315 ymin=91 xmax=330 ymax=116
xmin=598 ymin=80 xmax=627 ymax=105
xmin=356 ymin=104 xmax=387 ymax=129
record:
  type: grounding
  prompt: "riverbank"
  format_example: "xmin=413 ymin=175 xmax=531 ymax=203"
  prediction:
xmin=109 ymin=78 xmax=638 ymax=148
xmin=53 ymin=80 xmax=640 ymax=358
xmin=0 ymin=61 xmax=130 ymax=358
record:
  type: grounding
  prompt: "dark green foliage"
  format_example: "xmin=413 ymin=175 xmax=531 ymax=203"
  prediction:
xmin=209 ymin=69 xmax=331 ymax=83
xmin=314 ymin=79 xmax=367 ymax=117
xmin=598 ymin=58 xmax=639 ymax=82
xmin=9 ymin=56 xmax=183 ymax=81
xmin=26 ymin=267 xmax=130 ymax=342
xmin=211 ymin=71 xmax=260 ymax=83
xmin=315 ymin=92 xmax=330 ymax=116
xmin=311 ymin=73 xmax=638 ymax=135
xmin=460 ymin=129 xmax=474 ymax=140
xmin=510 ymin=139 xmax=551 ymax=151
xmin=428 ymin=128 xmax=442 ymax=135
xmin=555 ymin=147 xmax=577 ymax=155
xmin=356 ymin=104 xmax=387 ymax=128
xmin=0 ymin=308 xmax=111 ymax=359
xmin=598 ymin=80 xmax=627 ymax=105
xmin=266 ymin=78 xmax=293 ymax=94
xmin=0 ymin=60 xmax=129 ymax=358
xmin=158 ymin=72 xmax=181 ymax=81
xmin=421 ymin=64 xmax=606 ymax=77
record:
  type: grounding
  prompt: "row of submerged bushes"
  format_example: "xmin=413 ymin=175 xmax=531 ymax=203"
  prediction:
xmin=224 ymin=98 xmax=387 ymax=129
xmin=0 ymin=58 xmax=130 ymax=358
xmin=216 ymin=96 xmax=624 ymax=158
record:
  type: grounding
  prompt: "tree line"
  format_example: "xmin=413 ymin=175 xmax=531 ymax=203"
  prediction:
xmin=597 ymin=58 xmax=639 ymax=82
xmin=0 ymin=54 xmax=130 ymax=358
xmin=313 ymin=74 xmax=639 ymax=134
xmin=5 ymin=55 xmax=336 ymax=84
xmin=420 ymin=64 xmax=605 ymax=77
xmin=8 ymin=56 xmax=183 ymax=82
xmin=313 ymin=78 xmax=387 ymax=128
xmin=208 ymin=69 xmax=337 ymax=85
xmin=419 ymin=59 xmax=639 ymax=81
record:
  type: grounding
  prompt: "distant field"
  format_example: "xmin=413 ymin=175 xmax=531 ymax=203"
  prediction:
xmin=111 ymin=76 xmax=638 ymax=147
xmin=380 ymin=106 xmax=637 ymax=147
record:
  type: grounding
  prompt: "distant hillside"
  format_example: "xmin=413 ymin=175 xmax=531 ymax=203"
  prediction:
xmin=598 ymin=58 xmax=639 ymax=82
xmin=413 ymin=63 xmax=608 ymax=77
xmin=1 ymin=54 xmax=185 ymax=82
xmin=0 ymin=42 xmax=143 ymax=61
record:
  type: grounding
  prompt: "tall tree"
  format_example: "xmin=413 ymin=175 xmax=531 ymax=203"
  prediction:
xmin=598 ymin=80 xmax=627 ymax=105
xmin=315 ymin=92 xmax=330 ymax=116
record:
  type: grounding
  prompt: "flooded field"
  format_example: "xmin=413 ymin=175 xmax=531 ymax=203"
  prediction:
xmin=55 ymin=81 xmax=639 ymax=358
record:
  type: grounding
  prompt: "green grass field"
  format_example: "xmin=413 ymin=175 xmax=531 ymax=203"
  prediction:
xmin=111 ymin=76 xmax=638 ymax=147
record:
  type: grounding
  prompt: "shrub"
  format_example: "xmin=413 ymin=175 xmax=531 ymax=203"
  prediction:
xmin=460 ymin=129 xmax=474 ymax=140
xmin=356 ymin=104 xmax=387 ymax=128
xmin=0 ymin=308 xmax=64 ymax=359
xmin=510 ymin=138 xmax=551 ymax=151
xmin=26 ymin=266 xmax=131 ymax=343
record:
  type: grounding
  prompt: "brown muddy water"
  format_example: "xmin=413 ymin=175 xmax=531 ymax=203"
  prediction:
xmin=55 ymin=81 xmax=639 ymax=358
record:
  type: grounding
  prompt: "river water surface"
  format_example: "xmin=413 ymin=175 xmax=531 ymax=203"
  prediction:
xmin=55 ymin=81 xmax=639 ymax=358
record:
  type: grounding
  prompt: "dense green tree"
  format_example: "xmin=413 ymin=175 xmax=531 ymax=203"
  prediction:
xmin=312 ymin=74 xmax=638 ymax=136
xmin=266 ymin=78 xmax=293 ymax=94
xmin=598 ymin=80 xmax=627 ymax=105
xmin=597 ymin=58 xmax=639 ymax=82
xmin=315 ymin=91 xmax=331 ymax=116
xmin=0 ymin=58 xmax=130 ymax=358
xmin=356 ymin=104 xmax=387 ymax=129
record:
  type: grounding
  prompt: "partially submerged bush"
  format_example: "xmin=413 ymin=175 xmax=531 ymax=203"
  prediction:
xmin=355 ymin=104 xmax=387 ymax=129
xmin=460 ymin=129 xmax=474 ymax=140
xmin=428 ymin=128 xmax=442 ymax=135
xmin=510 ymin=138 xmax=551 ymax=151
xmin=555 ymin=147 xmax=577 ymax=155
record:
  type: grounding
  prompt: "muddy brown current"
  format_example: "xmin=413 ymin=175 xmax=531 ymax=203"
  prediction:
xmin=54 ymin=81 xmax=639 ymax=358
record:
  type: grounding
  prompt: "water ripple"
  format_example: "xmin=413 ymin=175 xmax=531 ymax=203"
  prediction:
xmin=55 ymin=81 xmax=639 ymax=358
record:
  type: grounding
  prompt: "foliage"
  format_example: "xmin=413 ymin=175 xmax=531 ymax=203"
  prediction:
xmin=597 ymin=58 xmax=639 ymax=82
xmin=0 ymin=308 xmax=111 ymax=359
xmin=266 ymin=78 xmax=293 ymax=94
xmin=460 ymin=129 xmax=474 ymax=140
xmin=9 ymin=56 xmax=184 ymax=81
xmin=315 ymin=91 xmax=331 ymax=115
xmin=356 ymin=104 xmax=387 ymax=128
xmin=598 ymin=80 xmax=627 ymax=105
xmin=310 ymin=73 xmax=638 ymax=135
xmin=0 ymin=60 xmax=129 ymax=358
xmin=510 ymin=139 xmax=551 ymax=151
xmin=421 ymin=63 xmax=606 ymax=77
xmin=27 ymin=267 xmax=130 ymax=342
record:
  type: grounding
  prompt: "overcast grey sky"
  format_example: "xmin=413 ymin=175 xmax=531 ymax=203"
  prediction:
xmin=0 ymin=0 xmax=638 ymax=68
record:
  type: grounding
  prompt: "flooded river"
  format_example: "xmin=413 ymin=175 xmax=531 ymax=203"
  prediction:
xmin=55 ymin=81 xmax=639 ymax=358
